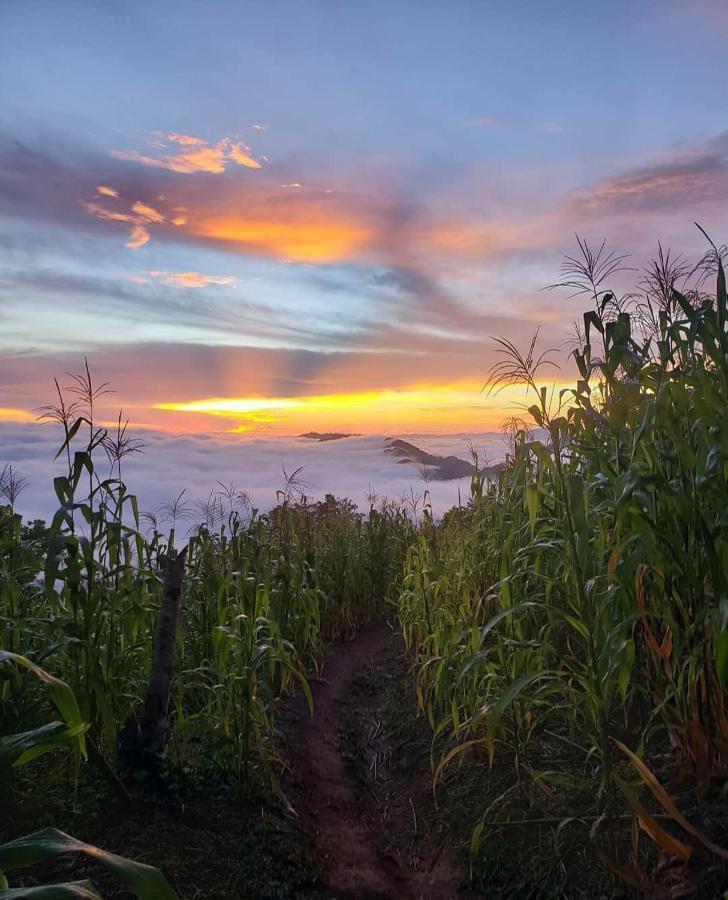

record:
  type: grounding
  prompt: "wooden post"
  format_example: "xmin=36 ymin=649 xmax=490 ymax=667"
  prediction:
xmin=139 ymin=546 xmax=187 ymax=756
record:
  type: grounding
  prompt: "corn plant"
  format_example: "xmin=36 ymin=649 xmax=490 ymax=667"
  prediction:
xmin=0 ymin=828 xmax=178 ymax=899
xmin=397 ymin=232 xmax=728 ymax=885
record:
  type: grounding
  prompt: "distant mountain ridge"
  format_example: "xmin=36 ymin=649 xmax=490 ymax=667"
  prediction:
xmin=299 ymin=432 xmax=504 ymax=481
xmin=385 ymin=438 xmax=504 ymax=481
xmin=300 ymin=432 xmax=359 ymax=442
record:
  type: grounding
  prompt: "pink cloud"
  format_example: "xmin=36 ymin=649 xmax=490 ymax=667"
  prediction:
xmin=571 ymin=132 xmax=728 ymax=214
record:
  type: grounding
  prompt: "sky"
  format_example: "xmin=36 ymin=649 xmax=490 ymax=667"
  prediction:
xmin=1 ymin=0 xmax=727 ymax=462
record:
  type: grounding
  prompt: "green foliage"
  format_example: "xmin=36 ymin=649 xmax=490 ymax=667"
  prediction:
xmin=0 ymin=656 xmax=173 ymax=898
xmin=1 ymin=373 xmax=412 ymax=784
xmin=397 ymin=234 xmax=728 ymax=883
xmin=0 ymin=827 xmax=178 ymax=899
xmin=0 ymin=651 xmax=87 ymax=779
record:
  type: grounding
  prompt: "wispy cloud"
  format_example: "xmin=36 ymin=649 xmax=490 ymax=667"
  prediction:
xmin=83 ymin=198 xmax=158 ymax=248
xmin=82 ymin=201 xmax=134 ymax=224
xmin=145 ymin=270 xmax=238 ymax=288
xmin=227 ymin=142 xmax=261 ymax=169
xmin=167 ymin=133 xmax=205 ymax=146
xmin=571 ymin=131 xmax=728 ymax=214
xmin=126 ymin=224 xmax=150 ymax=249
xmin=131 ymin=201 xmax=165 ymax=223
xmin=97 ymin=184 xmax=119 ymax=197
xmin=112 ymin=132 xmax=263 ymax=174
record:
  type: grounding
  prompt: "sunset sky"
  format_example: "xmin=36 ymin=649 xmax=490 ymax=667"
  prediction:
xmin=1 ymin=0 xmax=727 ymax=436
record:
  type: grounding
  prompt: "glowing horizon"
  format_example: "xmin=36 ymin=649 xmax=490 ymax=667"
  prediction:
xmin=1 ymin=379 xmax=577 ymax=436
xmin=155 ymin=381 xmax=548 ymax=433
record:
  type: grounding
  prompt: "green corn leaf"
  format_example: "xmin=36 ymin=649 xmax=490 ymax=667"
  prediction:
xmin=480 ymin=601 xmax=538 ymax=643
xmin=0 ymin=829 xmax=178 ymax=900
xmin=0 ymin=653 xmax=86 ymax=759
xmin=0 ymin=722 xmax=88 ymax=773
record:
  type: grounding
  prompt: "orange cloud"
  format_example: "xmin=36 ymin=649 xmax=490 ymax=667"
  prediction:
xmin=84 ymin=199 xmax=156 ymax=249
xmin=192 ymin=214 xmax=372 ymax=263
xmin=127 ymin=224 xmax=150 ymax=249
xmin=146 ymin=270 xmax=237 ymax=288
xmin=82 ymin=201 xmax=134 ymax=223
xmin=132 ymin=201 xmax=165 ymax=223
xmin=228 ymin=142 xmax=262 ymax=170
xmin=97 ymin=185 xmax=119 ymax=197
xmin=112 ymin=133 xmax=263 ymax=175
xmin=112 ymin=147 xmax=223 ymax=174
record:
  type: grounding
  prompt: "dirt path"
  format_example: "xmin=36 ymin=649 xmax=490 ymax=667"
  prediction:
xmin=284 ymin=622 xmax=467 ymax=900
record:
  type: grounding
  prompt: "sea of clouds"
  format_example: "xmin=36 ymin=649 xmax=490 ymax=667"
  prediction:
xmin=0 ymin=423 xmax=509 ymax=525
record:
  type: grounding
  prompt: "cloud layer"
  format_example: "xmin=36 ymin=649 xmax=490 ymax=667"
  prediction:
xmin=1 ymin=422 xmax=507 ymax=523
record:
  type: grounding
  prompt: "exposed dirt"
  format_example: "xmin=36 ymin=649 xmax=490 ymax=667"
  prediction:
xmin=282 ymin=621 xmax=470 ymax=900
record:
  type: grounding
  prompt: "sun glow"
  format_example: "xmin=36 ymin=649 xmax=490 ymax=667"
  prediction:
xmin=0 ymin=407 xmax=36 ymax=423
xmin=154 ymin=381 xmax=573 ymax=434
xmin=192 ymin=216 xmax=371 ymax=263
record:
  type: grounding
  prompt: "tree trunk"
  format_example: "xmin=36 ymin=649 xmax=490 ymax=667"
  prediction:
xmin=139 ymin=546 xmax=187 ymax=756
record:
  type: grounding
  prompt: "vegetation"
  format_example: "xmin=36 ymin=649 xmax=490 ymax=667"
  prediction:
xmin=398 ymin=233 xmax=728 ymax=893
xmin=2 ymin=232 xmax=728 ymax=896
xmin=0 ymin=652 xmax=175 ymax=898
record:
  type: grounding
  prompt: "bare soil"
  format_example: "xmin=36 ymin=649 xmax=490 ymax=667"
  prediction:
xmin=282 ymin=621 xmax=470 ymax=900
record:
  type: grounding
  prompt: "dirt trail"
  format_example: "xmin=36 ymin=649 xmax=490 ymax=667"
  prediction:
xmin=285 ymin=622 xmax=466 ymax=900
